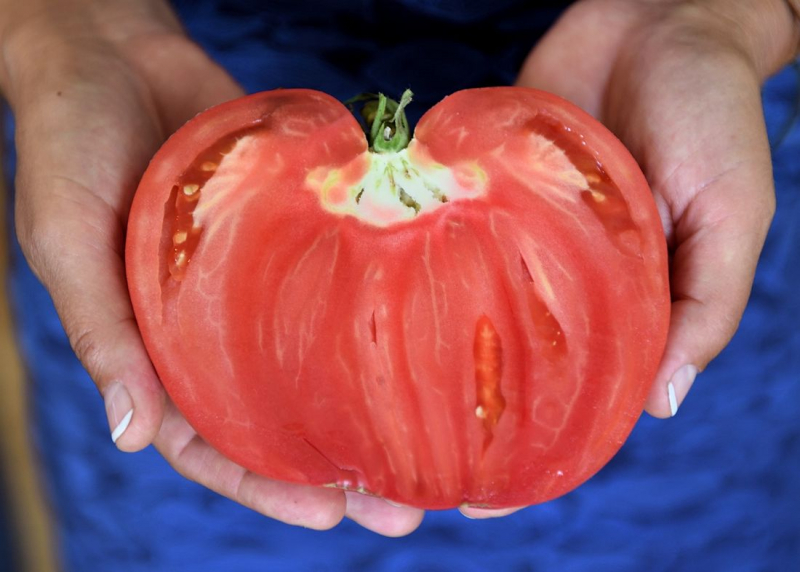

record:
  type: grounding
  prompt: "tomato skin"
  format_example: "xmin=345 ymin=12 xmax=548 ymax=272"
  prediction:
xmin=126 ymin=87 xmax=669 ymax=509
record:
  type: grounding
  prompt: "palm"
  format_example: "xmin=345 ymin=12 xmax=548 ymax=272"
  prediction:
xmin=517 ymin=0 xmax=776 ymax=417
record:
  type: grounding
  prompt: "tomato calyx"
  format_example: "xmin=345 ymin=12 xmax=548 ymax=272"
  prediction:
xmin=306 ymin=89 xmax=496 ymax=226
xmin=348 ymin=89 xmax=414 ymax=153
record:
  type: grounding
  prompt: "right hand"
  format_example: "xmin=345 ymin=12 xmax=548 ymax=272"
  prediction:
xmin=0 ymin=0 xmax=423 ymax=537
xmin=515 ymin=0 xmax=798 ymax=419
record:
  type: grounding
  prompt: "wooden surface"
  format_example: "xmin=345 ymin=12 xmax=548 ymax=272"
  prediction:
xmin=0 ymin=113 xmax=60 ymax=572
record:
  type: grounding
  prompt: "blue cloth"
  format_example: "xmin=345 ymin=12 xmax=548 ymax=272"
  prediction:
xmin=3 ymin=1 xmax=799 ymax=570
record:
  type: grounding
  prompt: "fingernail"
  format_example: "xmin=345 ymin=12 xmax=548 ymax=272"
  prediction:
xmin=667 ymin=382 xmax=678 ymax=417
xmin=667 ymin=364 xmax=698 ymax=417
xmin=104 ymin=382 xmax=134 ymax=444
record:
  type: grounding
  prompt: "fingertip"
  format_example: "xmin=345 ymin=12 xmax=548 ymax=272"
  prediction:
xmin=344 ymin=492 xmax=424 ymax=537
xmin=296 ymin=491 xmax=347 ymax=531
xmin=104 ymin=375 xmax=166 ymax=452
xmin=308 ymin=488 xmax=348 ymax=531
xmin=643 ymin=395 xmax=672 ymax=420
xmin=645 ymin=362 xmax=699 ymax=419
xmin=245 ymin=477 xmax=347 ymax=531
xmin=643 ymin=373 xmax=674 ymax=419
xmin=458 ymin=505 xmax=523 ymax=520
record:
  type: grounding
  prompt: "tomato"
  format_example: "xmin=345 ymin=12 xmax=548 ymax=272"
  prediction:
xmin=126 ymin=87 xmax=669 ymax=509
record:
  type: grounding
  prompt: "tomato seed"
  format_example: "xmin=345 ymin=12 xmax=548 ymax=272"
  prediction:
xmin=183 ymin=184 xmax=200 ymax=196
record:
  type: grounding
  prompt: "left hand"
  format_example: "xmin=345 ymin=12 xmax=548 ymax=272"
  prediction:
xmin=1 ymin=0 xmax=424 ymax=536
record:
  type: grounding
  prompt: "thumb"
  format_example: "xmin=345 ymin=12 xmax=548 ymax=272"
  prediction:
xmin=15 ymin=179 xmax=167 ymax=451
xmin=634 ymin=64 xmax=776 ymax=418
xmin=646 ymin=169 xmax=774 ymax=418
xmin=11 ymin=68 xmax=169 ymax=452
xmin=11 ymin=30 xmax=245 ymax=450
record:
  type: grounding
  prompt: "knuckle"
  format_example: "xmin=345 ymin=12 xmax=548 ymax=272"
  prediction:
xmin=701 ymin=297 xmax=747 ymax=359
xmin=13 ymin=194 xmax=37 ymax=261
xmin=67 ymin=324 xmax=107 ymax=382
xmin=759 ymin=190 xmax=777 ymax=229
xmin=14 ymin=198 xmax=64 ymax=282
xmin=736 ymin=189 xmax=776 ymax=246
xmin=716 ymin=307 xmax=743 ymax=344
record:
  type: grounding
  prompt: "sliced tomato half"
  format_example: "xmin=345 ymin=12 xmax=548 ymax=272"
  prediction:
xmin=126 ymin=87 xmax=670 ymax=509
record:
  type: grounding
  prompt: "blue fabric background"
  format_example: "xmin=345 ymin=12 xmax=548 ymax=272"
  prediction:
xmin=3 ymin=1 xmax=799 ymax=570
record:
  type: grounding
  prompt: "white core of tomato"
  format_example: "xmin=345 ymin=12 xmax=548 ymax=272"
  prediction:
xmin=305 ymin=142 xmax=488 ymax=226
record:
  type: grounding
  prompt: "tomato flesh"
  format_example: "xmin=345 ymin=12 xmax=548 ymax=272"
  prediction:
xmin=127 ymin=88 xmax=670 ymax=509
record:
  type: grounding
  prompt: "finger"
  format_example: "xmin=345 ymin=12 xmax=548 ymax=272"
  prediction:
xmin=458 ymin=505 xmax=523 ymax=520
xmin=15 ymin=176 xmax=167 ymax=451
xmin=645 ymin=174 xmax=774 ymax=418
xmin=609 ymin=49 xmax=778 ymax=418
xmin=344 ymin=492 xmax=424 ymax=537
xmin=155 ymin=401 xmax=346 ymax=530
xmin=642 ymin=78 xmax=774 ymax=418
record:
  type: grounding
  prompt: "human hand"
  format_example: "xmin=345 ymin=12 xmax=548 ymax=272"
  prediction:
xmin=0 ymin=0 xmax=423 ymax=536
xmin=516 ymin=0 xmax=799 ymax=419
xmin=458 ymin=0 xmax=798 ymax=521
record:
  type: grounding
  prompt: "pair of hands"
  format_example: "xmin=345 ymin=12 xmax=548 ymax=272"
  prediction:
xmin=1 ymin=0 xmax=797 ymax=537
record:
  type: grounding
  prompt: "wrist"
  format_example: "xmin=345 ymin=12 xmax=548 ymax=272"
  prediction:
xmin=682 ymin=0 xmax=800 ymax=78
xmin=736 ymin=0 xmax=800 ymax=74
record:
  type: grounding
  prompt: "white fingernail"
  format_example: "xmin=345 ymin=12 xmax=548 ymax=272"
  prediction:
xmin=111 ymin=409 xmax=133 ymax=443
xmin=667 ymin=364 xmax=698 ymax=417
xmin=104 ymin=382 xmax=134 ymax=444
xmin=667 ymin=381 xmax=678 ymax=417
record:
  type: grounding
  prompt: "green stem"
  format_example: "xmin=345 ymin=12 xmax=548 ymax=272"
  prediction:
xmin=347 ymin=89 xmax=414 ymax=153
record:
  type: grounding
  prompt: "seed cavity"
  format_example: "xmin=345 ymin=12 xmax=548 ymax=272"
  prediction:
xmin=590 ymin=190 xmax=606 ymax=202
xmin=163 ymin=124 xmax=265 ymax=286
xmin=175 ymin=250 xmax=187 ymax=267
xmin=526 ymin=293 xmax=566 ymax=358
xmin=474 ymin=315 xmax=505 ymax=451
xmin=527 ymin=113 xmax=640 ymax=257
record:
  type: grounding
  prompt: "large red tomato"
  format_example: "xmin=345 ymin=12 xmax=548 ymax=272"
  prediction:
xmin=126 ymin=87 xmax=669 ymax=510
